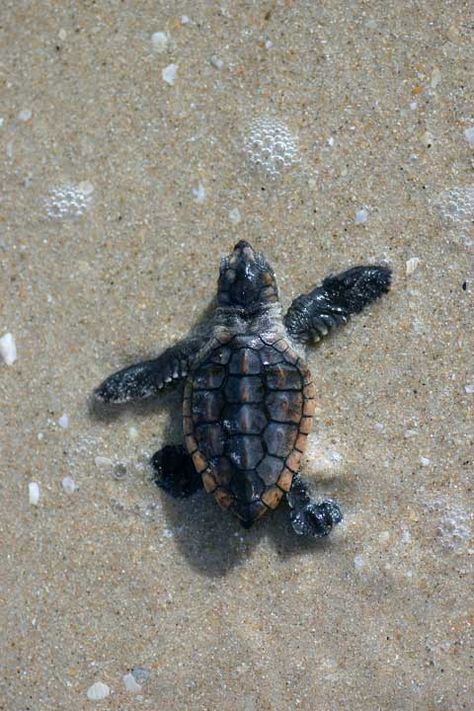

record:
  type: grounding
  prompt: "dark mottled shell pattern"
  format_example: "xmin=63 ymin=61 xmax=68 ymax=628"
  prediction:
xmin=183 ymin=332 xmax=315 ymax=525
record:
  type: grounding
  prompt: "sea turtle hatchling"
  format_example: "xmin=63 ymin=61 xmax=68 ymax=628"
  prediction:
xmin=94 ymin=241 xmax=391 ymax=537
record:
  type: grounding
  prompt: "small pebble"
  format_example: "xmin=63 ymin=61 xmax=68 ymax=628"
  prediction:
xmin=229 ymin=208 xmax=241 ymax=225
xmin=58 ymin=413 xmax=69 ymax=429
xmin=62 ymin=476 xmax=77 ymax=494
xmin=162 ymin=63 xmax=177 ymax=85
xmin=463 ymin=127 xmax=474 ymax=147
xmin=409 ymin=101 xmax=417 ymax=111
xmin=123 ymin=672 xmax=141 ymax=693
xmin=86 ymin=682 xmax=110 ymax=701
xmin=355 ymin=208 xmax=368 ymax=224
xmin=58 ymin=28 xmax=67 ymax=41
xmin=0 ymin=332 xmax=17 ymax=365
xmin=181 ymin=15 xmax=190 ymax=25
xmin=151 ymin=31 xmax=169 ymax=53
xmin=18 ymin=109 xmax=32 ymax=122
xmin=464 ymin=384 xmax=474 ymax=394
xmin=128 ymin=426 xmax=139 ymax=439
xmin=192 ymin=182 xmax=206 ymax=204
xmin=210 ymin=56 xmax=224 ymax=70
xmin=327 ymin=136 xmax=335 ymax=146
xmin=420 ymin=456 xmax=431 ymax=467
xmin=374 ymin=422 xmax=384 ymax=432
xmin=29 ymin=482 xmax=40 ymax=506
xmin=406 ymin=257 xmax=420 ymax=275
xmin=264 ymin=39 xmax=273 ymax=49
xmin=131 ymin=667 xmax=150 ymax=684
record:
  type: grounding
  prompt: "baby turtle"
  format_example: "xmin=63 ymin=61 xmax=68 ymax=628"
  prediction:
xmin=94 ymin=241 xmax=391 ymax=537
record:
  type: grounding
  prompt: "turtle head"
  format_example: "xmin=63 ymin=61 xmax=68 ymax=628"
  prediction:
xmin=218 ymin=241 xmax=279 ymax=312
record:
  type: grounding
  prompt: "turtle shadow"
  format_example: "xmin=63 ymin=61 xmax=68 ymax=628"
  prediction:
xmin=155 ymin=487 xmax=264 ymax=577
xmin=152 ymin=469 xmax=354 ymax=576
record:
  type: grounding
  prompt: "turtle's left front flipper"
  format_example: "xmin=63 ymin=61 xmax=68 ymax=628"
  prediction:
xmin=284 ymin=265 xmax=391 ymax=343
xmin=94 ymin=337 xmax=202 ymax=404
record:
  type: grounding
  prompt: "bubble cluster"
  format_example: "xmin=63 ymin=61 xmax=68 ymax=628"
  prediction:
xmin=434 ymin=186 xmax=474 ymax=245
xmin=244 ymin=116 xmax=299 ymax=177
xmin=44 ymin=182 xmax=94 ymax=219
xmin=427 ymin=498 xmax=472 ymax=553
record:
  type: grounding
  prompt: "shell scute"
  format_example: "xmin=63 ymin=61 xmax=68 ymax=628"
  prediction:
xmin=225 ymin=375 xmax=264 ymax=403
xmin=193 ymin=363 xmax=226 ymax=389
xmin=264 ymin=422 xmax=298 ymax=457
xmin=229 ymin=348 xmax=262 ymax=375
xmin=192 ymin=390 xmax=224 ymax=421
xmin=226 ymin=435 xmax=264 ymax=470
xmin=266 ymin=363 xmax=303 ymax=390
xmin=222 ymin=404 xmax=267 ymax=434
xmin=266 ymin=390 xmax=303 ymax=423
xmin=257 ymin=455 xmax=285 ymax=486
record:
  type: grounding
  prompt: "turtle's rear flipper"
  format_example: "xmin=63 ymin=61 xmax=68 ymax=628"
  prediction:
xmin=286 ymin=473 xmax=342 ymax=538
xmin=151 ymin=445 xmax=203 ymax=498
xmin=284 ymin=265 xmax=391 ymax=343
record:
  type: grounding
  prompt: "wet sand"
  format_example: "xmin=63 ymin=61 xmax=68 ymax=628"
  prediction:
xmin=1 ymin=2 xmax=472 ymax=709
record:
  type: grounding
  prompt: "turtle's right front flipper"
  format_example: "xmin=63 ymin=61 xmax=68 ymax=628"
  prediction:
xmin=284 ymin=265 xmax=391 ymax=343
xmin=94 ymin=337 xmax=202 ymax=404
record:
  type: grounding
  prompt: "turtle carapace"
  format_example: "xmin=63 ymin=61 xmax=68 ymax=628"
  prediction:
xmin=94 ymin=241 xmax=391 ymax=537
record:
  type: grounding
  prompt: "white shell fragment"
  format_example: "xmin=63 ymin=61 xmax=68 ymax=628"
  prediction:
xmin=94 ymin=456 xmax=114 ymax=469
xmin=464 ymin=384 xmax=474 ymax=394
xmin=0 ymin=332 xmax=17 ymax=365
xmin=29 ymin=482 xmax=40 ymax=506
xmin=355 ymin=208 xmax=369 ymax=224
xmin=430 ymin=67 xmax=441 ymax=88
xmin=162 ymin=63 xmax=177 ymax=85
xmin=151 ymin=31 xmax=170 ymax=53
xmin=463 ymin=127 xmax=474 ymax=147
xmin=405 ymin=257 xmax=420 ymax=275
xmin=58 ymin=413 xmax=69 ymax=429
xmin=192 ymin=182 xmax=206 ymax=204
xmin=353 ymin=554 xmax=365 ymax=570
xmin=18 ymin=109 xmax=32 ymax=122
xmin=210 ymin=56 xmax=224 ymax=70
xmin=229 ymin=208 xmax=241 ymax=225
xmin=86 ymin=682 xmax=110 ymax=701
xmin=62 ymin=476 xmax=77 ymax=494
xmin=123 ymin=672 xmax=141 ymax=693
